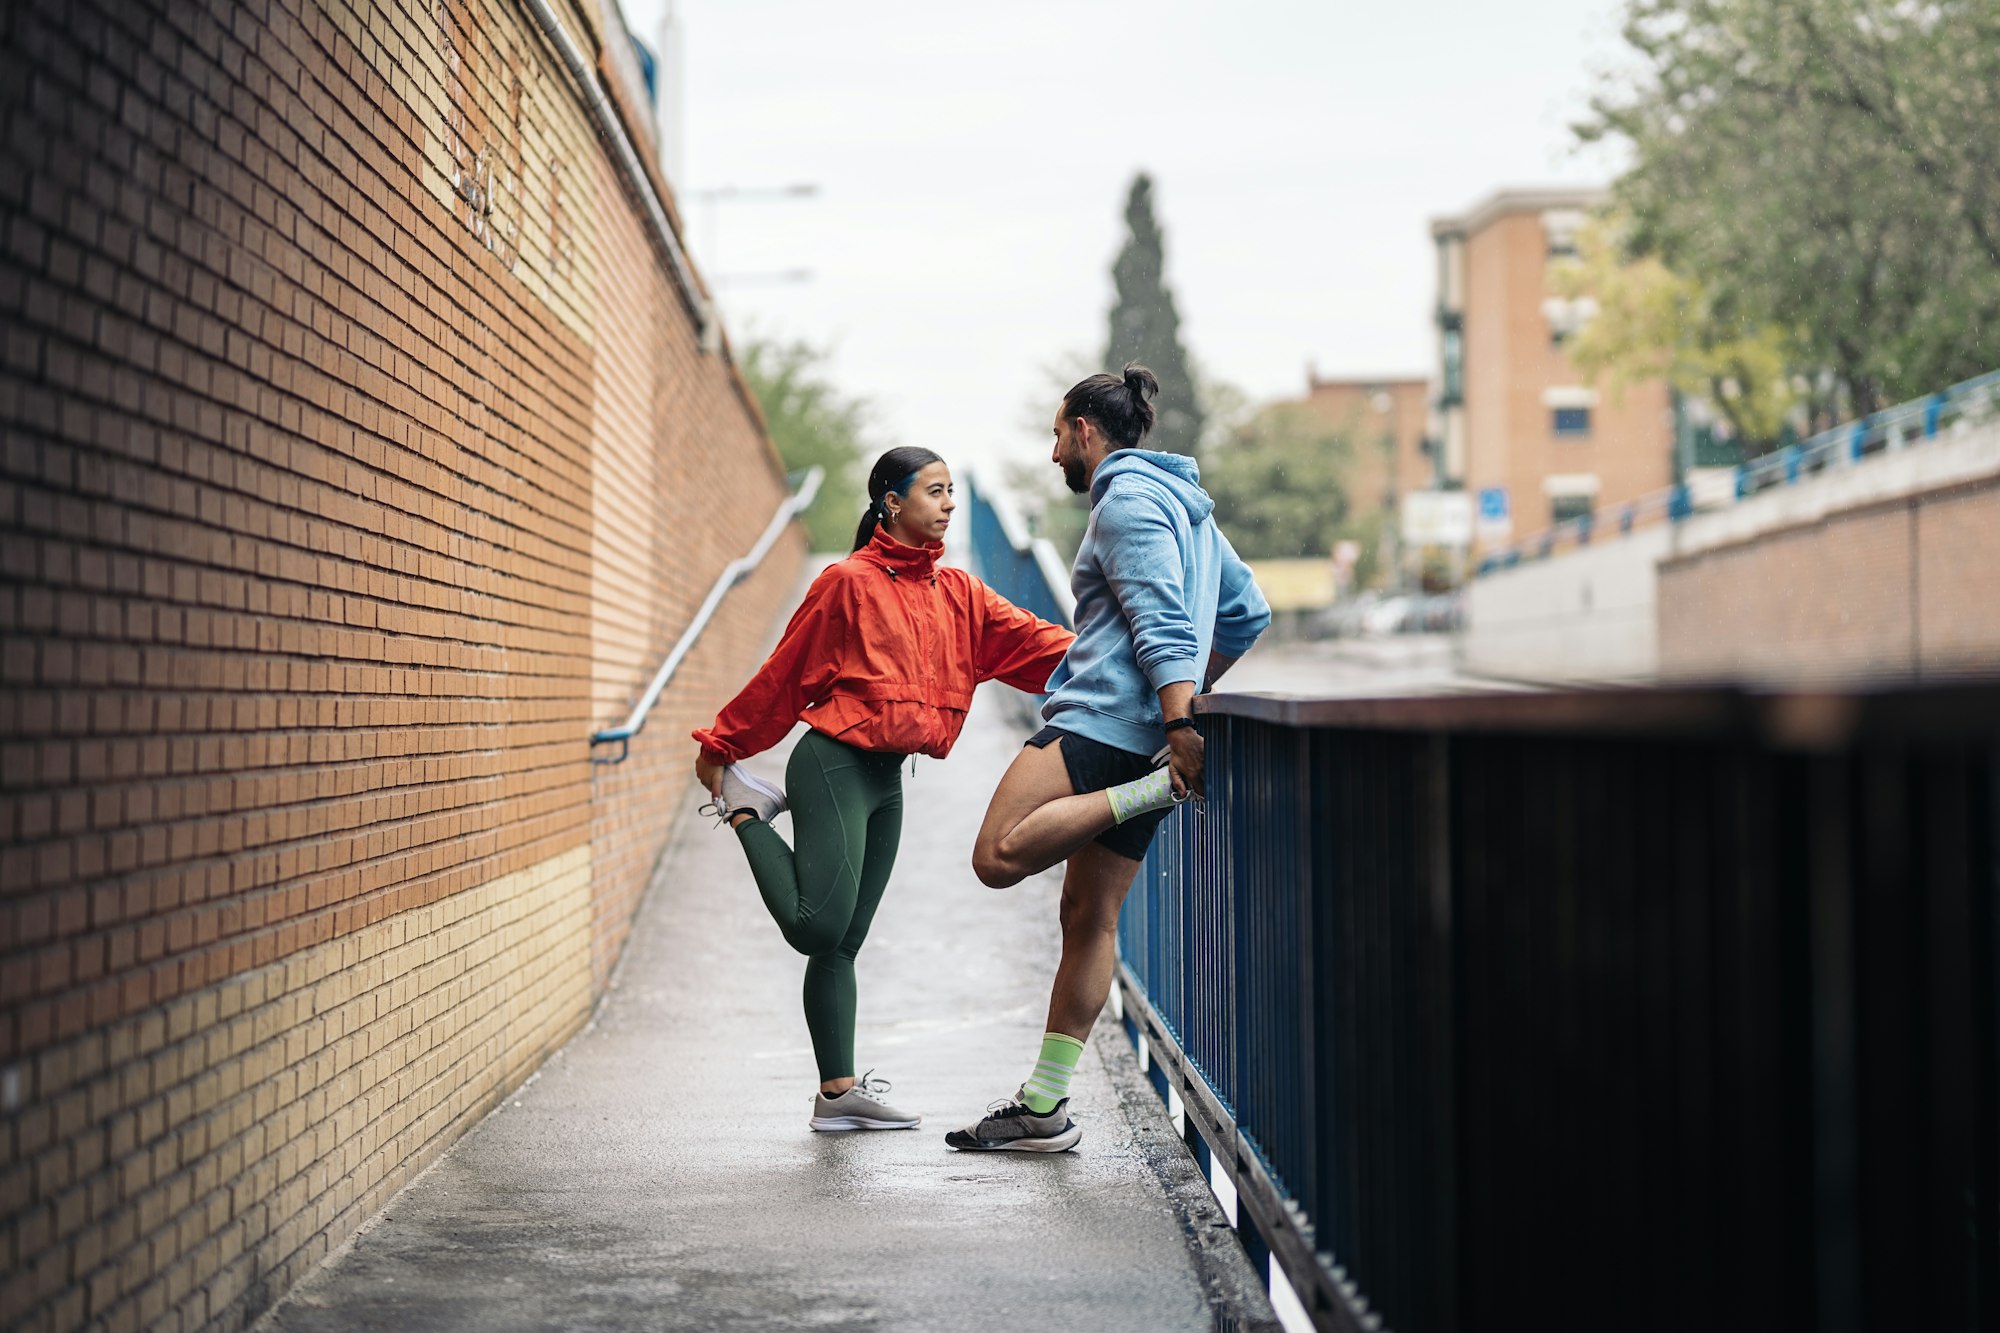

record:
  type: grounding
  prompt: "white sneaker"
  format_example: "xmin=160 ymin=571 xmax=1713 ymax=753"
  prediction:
xmin=810 ymin=1072 xmax=920 ymax=1131
xmin=701 ymin=764 xmax=787 ymax=826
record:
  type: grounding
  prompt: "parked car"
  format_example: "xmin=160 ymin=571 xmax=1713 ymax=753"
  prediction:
xmin=1361 ymin=595 xmax=1414 ymax=636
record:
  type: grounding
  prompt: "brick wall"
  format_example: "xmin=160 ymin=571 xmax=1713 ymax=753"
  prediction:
xmin=0 ymin=0 xmax=803 ymax=1328
xmin=1658 ymin=457 xmax=2000 ymax=683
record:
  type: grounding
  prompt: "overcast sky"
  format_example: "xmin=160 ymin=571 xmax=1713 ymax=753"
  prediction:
xmin=620 ymin=0 xmax=1633 ymax=481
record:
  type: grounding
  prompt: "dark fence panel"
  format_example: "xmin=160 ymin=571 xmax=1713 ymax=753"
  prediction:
xmin=1117 ymin=696 xmax=2000 ymax=1333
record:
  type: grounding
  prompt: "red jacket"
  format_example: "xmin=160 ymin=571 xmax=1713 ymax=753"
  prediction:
xmin=693 ymin=530 xmax=1074 ymax=763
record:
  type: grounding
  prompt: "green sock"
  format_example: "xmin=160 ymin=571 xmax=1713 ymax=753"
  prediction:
xmin=1106 ymin=768 xmax=1179 ymax=824
xmin=1021 ymin=1032 xmax=1085 ymax=1113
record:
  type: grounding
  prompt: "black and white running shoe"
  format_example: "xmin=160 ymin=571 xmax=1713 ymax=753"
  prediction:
xmin=944 ymin=1092 xmax=1081 ymax=1152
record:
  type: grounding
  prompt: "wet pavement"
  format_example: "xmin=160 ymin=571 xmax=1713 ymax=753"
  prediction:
xmin=262 ymin=679 xmax=1268 ymax=1332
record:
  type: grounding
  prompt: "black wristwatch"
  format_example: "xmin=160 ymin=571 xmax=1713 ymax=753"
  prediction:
xmin=1163 ymin=716 xmax=1199 ymax=734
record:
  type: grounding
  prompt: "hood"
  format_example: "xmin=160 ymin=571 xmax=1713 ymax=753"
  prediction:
xmin=1089 ymin=449 xmax=1214 ymax=525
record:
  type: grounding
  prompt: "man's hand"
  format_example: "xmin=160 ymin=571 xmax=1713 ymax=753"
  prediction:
xmin=1166 ymin=726 xmax=1205 ymax=799
xmin=1155 ymin=679 xmax=1203 ymax=799
xmin=694 ymin=751 xmax=725 ymax=799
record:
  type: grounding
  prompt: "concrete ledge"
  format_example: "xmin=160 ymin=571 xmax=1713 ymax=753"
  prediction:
xmin=1091 ymin=1021 xmax=1280 ymax=1333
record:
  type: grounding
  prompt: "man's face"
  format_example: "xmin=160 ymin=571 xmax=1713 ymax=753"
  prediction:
xmin=1051 ymin=413 xmax=1090 ymax=495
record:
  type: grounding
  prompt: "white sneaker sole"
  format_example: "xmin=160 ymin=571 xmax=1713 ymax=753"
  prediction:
xmin=810 ymin=1115 xmax=921 ymax=1132
xmin=950 ymin=1125 xmax=1083 ymax=1152
xmin=730 ymin=767 xmax=788 ymax=813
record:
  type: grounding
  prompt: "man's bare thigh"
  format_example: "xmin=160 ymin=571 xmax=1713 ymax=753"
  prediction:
xmin=974 ymin=737 xmax=1076 ymax=856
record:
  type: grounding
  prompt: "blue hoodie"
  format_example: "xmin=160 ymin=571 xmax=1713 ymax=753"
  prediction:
xmin=1041 ymin=449 xmax=1272 ymax=755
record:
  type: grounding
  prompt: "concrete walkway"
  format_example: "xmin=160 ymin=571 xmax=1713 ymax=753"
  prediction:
xmin=262 ymin=682 xmax=1268 ymax=1331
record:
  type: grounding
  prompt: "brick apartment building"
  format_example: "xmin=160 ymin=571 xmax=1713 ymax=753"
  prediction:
xmin=1429 ymin=188 xmax=1675 ymax=552
xmin=1299 ymin=373 xmax=1431 ymax=521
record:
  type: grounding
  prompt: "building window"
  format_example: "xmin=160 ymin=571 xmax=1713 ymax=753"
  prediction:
xmin=1553 ymin=407 xmax=1591 ymax=437
xmin=1551 ymin=494 xmax=1593 ymax=525
xmin=1440 ymin=326 xmax=1464 ymax=407
xmin=1542 ymin=296 xmax=1597 ymax=347
xmin=1542 ymin=208 xmax=1585 ymax=261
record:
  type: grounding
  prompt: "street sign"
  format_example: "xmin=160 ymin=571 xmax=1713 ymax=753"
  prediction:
xmin=1402 ymin=490 xmax=1475 ymax=547
xmin=1476 ymin=486 xmax=1512 ymax=543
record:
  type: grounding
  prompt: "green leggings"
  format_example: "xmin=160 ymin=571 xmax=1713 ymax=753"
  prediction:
xmin=733 ymin=729 xmax=905 ymax=1082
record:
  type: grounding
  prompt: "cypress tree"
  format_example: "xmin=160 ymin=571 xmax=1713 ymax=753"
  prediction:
xmin=1105 ymin=173 xmax=1205 ymax=456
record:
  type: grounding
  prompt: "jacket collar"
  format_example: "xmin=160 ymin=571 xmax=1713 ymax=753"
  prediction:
xmin=855 ymin=527 xmax=943 ymax=578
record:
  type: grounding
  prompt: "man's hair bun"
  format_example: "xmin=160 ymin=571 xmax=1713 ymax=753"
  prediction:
xmin=1122 ymin=364 xmax=1160 ymax=404
xmin=1062 ymin=362 xmax=1159 ymax=449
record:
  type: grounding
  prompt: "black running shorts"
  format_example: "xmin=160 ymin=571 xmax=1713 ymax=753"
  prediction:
xmin=1026 ymin=725 xmax=1172 ymax=863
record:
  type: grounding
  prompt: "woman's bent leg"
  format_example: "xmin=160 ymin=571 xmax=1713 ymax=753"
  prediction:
xmin=801 ymin=758 xmax=904 ymax=1083
xmin=733 ymin=732 xmax=872 ymax=956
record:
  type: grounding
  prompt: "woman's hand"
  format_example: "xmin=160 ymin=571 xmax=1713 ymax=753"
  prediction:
xmin=694 ymin=751 xmax=726 ymax=799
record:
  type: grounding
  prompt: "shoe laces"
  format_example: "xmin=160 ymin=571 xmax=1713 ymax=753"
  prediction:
xmin=698 ymin=796 xmax=741 ymax=829
xmin=817 ymin=1071 xmax=892 ymax=1104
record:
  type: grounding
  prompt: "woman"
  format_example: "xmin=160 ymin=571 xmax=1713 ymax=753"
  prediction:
xmin=692 ymin=446 xmax=1074 ymax=1132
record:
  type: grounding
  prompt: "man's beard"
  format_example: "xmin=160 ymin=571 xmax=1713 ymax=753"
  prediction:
xmin=1061 ymin=458 xmax=1089 ymax=494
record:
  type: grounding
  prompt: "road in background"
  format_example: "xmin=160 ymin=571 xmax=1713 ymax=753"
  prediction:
xmin=1220 ymin=634 xmax=1523 ymax=698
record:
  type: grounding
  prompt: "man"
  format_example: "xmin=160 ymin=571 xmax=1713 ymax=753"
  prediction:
xmin=949 ymin=364 xmax=1270 ymax=1152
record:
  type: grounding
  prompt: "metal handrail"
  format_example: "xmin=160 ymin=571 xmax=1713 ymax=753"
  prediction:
xmin=1476 ymin=365 xmax=2000 ymax=575
xmin=590 ymin=467 xmax=823 ymax=764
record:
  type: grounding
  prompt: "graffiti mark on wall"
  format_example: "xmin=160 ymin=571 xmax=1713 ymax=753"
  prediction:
xmin=436 ymin=0 xmax=520 ymax=273
xmin=549 ymin=161 xmax=576 ymax=282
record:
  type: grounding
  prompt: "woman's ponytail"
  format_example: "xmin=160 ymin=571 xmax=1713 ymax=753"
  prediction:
xmin=851 ymin=495 xmax=885 ymax=553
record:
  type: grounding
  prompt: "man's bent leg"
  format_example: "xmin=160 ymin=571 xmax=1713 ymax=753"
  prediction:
xmin=971 ymin=738 xmax=1121 ymax=888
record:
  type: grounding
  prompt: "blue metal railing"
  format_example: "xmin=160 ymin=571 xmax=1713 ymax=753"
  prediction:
xmin=1122 ymin=693 xmax=2000 ymax=1332
xmin=965 ymin=471 xmax=1075 ymax=629
xmin=968 ymin=476 xmax=2000 ymax=1332
xmin=1476 ymin=367 xmax=2000 ymax=576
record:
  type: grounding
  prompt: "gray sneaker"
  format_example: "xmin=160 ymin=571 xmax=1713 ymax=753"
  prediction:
xmin=810 ymin=1073 xmax=920 ymax=1132
xmin=702 ymin=764 xmax=786 ymax=826
xmin=944 ymin=1091 xmax=1081 ymax=1152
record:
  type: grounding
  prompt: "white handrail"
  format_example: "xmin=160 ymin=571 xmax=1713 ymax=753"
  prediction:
xmin=591 ymin=467 xmax=823 ymax=764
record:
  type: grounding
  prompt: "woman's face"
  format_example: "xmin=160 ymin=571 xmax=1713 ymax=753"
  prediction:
xmin=885 ymin=461 xmax=955 ymax=544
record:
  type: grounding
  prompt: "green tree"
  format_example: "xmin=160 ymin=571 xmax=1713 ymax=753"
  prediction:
xmin=1106 ymin=174 xmax=1206 ymax=456
xmin=1003 ymin=351 xmax=1099 ymax=562
xmin=1581 ymin=0 xmax=2000 ymax=420
xmin=1200 ymin=403 xmax=1351 ymax=559
xmin=1550 ymin=211 xmax=1799 ymax=450
xmin=736 ymin=336 xmax=872 ymax=552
